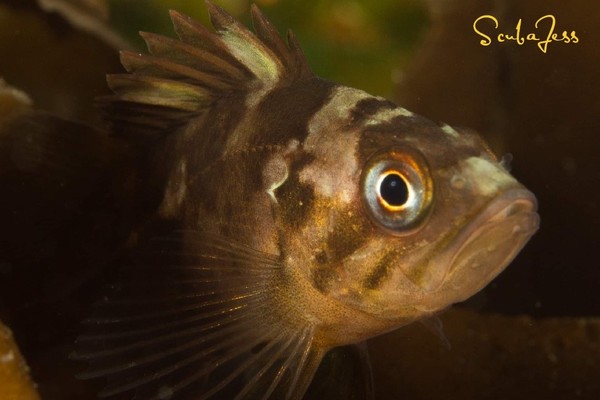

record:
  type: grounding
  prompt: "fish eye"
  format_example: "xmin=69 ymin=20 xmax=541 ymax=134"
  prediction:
xmin=378 ymin=172 xmax=410 ymax=209
xmin=361 ymin=146 xmax=433 ymax=235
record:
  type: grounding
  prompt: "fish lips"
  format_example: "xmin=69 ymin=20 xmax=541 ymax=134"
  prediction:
xmin=431 ymin=187 xmax=540 ymax=300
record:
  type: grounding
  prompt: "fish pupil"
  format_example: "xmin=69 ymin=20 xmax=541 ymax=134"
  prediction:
xmin=380 ymin=173 xmax=409 ymax=206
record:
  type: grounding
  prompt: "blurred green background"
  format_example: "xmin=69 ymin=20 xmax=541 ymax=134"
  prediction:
xmin=106 ymin=0 xmax=428 ymax=98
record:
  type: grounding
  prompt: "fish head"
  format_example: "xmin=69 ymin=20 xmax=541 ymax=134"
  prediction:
xmin=277 ymin=85 xmax=539 ymax=333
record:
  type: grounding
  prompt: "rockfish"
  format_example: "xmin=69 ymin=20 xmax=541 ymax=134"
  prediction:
xmin=69 ymin=2 xmax=540 ymax=399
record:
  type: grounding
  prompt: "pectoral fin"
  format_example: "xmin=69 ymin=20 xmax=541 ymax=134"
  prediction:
xmin=72 ymin=231 xmax=322 ymax=400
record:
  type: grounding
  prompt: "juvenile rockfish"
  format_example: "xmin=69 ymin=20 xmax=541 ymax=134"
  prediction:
xmin=71 ymin=2 xmax=540 ymax=399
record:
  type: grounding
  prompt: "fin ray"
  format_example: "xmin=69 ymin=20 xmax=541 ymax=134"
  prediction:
xmin=233 ymin=334 xmax=296 ymax=400
xmin=84 ymin=289 xmax=268 ymax=324
xmin=107 ymin=74 xmax=210 ymax=111
xmin=169 ymin=9 xmax=248 ymax=71
xmin=106 ymin=2 xmax=313 ymax=138
xmin=77 ymin=302 xmax=253 ymax=342
xmin=260 ymin=328 xmax=310 ymax=400
xmin=120 ymin=51 xmax=237 ymax=92
xmin=140 ymin=31 xmax=249 ymax=81
xmin=250 ymin=4 xmax=295 ymax=75
xmin=194 ymin=331 xmax=287 ymax=400
xmin=97 ymin=323 xmax=277 ymax=397
xmin=78 ymin=318 xmax=258 ymax=380
xmin=206 ymin=1 xmax=282 ymax=84
xmin=285 ymin=341 xmax=323 ymax=400
xmin=75 ymin=230 xmax=319 ymax=399
xmin=74 ymin=312 xmax=250 ymax=360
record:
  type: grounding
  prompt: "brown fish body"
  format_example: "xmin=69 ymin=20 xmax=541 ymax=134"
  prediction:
xmin=71 ymin=3 xmax=539 ymax=399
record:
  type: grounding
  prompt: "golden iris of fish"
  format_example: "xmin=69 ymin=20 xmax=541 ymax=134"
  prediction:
xmin=70 ymin=2 xmax=540 ymax=399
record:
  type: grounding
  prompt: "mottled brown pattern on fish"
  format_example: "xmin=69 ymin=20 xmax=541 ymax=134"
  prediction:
xmin=362 ymin=252 xmax=397 ymax=290
xmin=301 ymin=205 xmax=374 ymax=295
xmin=324 ymin=212 xmax=371 ymax=265
xmin=191 ymin=95 xmax=250 ymax=162
xmin=162 ymin=76 xmax=329 ymax=219
xmin=358 ymin=117 xmax=486 ymax=172
xmin=205 ymin=147 xmax=274 ymax=223
xmin=311 ymin=262 xmax=339 ymax=294
xmin=314 ymin=250 xmax=328 ymax=265
xmin=358 ymin=115 xmax=437 ymax=159
xmin=274 ymin=154 xmax=316 ymax=229
xmin=349 ymin=97 xmax=398 ymax=124
xmin=167 ymin=79 xmax=334 ymax=229
xmin=252 ymin=78 xmax=336 ymax=145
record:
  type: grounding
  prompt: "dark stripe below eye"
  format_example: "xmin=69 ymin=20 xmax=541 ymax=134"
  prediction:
xmin=362 ymin=253 xmax=394 ymax=290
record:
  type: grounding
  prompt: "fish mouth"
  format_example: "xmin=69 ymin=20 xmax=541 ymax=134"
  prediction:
xmin=439 ymin=187 xmax=540 ymax=297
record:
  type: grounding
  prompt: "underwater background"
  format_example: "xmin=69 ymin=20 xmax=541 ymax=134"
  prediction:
xmin=0 ymin=0 xmax=598 ymax=399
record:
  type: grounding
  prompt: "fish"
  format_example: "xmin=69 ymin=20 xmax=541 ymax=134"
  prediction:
xmin=67 ymin=2 xmax=540 ymax=399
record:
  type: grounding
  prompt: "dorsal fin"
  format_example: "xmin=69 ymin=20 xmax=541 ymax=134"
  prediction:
xmin=102 ymin=1 xmax=313 ymax=139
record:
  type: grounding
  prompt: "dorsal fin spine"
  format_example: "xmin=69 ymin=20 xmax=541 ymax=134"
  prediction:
xmin=120 ymin=50 xmax=236 ymax=92
xmin=139 ymin=31 xmax=249 ymax=81
xmin=250 ymin=4 xmax=295 ymax=73
xmin=105 ymin=1 xmax=313 ymax=138
xmin=206 ymin=1 xmax=283 ymax=84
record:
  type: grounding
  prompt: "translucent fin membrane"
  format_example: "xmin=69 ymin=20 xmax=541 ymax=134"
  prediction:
xmin=73 ymin=230 xmax=321 ymax=399
xmin=103 ymin=1 xmax=312 ymax=139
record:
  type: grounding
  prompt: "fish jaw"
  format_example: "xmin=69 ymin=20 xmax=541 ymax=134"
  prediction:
xmin=417 ymin=185 xmax=539 ymax=310
xmin=406 ymin=152 xmax=540 ymax=297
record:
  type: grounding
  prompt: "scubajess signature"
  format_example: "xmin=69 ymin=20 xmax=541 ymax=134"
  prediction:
xmin=473 ymin=14 xmax=579 ymax=53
